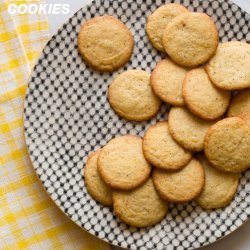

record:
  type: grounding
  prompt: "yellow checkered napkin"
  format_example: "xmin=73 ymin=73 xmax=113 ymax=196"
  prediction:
xmin=0 ymin=1 xmax=111 ymax=249
xmin=7 ymin=0 xmax=50 ymax=68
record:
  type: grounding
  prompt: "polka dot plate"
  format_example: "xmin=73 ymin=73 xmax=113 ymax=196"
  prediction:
xmin=24 ymin=0 xmax=250 ymax=249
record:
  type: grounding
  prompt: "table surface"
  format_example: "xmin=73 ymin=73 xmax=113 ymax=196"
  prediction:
xmin=46 ymin=0 xmax=250 ymax=249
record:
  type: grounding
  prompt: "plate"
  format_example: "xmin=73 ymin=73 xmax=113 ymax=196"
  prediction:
xmin=24 ymin=0 xmax=250 ymax=249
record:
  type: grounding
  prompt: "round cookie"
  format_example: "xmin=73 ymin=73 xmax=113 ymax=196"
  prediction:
xmin=206 ymin=42 xmax=250 ymax=90
xmin=204 ymin=117 xmax=250 ymax=173
xmin=227 ymin=90 xmax=250 ymax=117
xmin=143 ymin=122 xmax=192 ymax=170
xmin=153 ymin=158 xmax=205 ymax=203
xmin=146 ymin=4 xmax=188 ymax=52
xmin=108 ymin=70 xmax=161 ymax=121
xmin=163 ymin=12 xmax=218 ymax=67
xmin=151 ymin=58 xmax=188 ymax=106
xmin=183 ymin=68 xmax=231 ymax=120
xmin=195 ymin=154 xmax=239 ymax=209
xmin=168 ymin=107 xmax=217 ymax=152
xmin=113 ymin=178 xmax=168 ymax=227
xmin=78 ymin=16 xmax=134 ymax=72
xmin=98 ymin=135 xmax=151 ymax=190
xmin=84 ymin=150 xmax=112 ymax=206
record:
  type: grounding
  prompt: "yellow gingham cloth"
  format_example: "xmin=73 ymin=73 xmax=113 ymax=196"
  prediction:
xmin=0 ymin=1 xmax=111 ymax=249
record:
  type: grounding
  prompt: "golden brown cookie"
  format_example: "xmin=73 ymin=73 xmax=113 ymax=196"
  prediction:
xmin=108 ymin=69 xmax=161 ymax=121
xmin=98 ymin=135 xmax=151 ymax=190
xmin=163 ymin=12 xmax=218 ymax=67
xmin=168 ymin=107 xmax=217 ymax=152
xmin=183 ymin=68 xmax=231 ymax=120
xmin=143 ymin=122 xmax=192 ymax=170
xmin=204 ymin=117 xmax=250 ymax=173
xmin=113 ymin=178 xmax=168 ymax=227
xmin=84 ymin=150 xmax=112 ymax=206
xmin=240 ymin=112 xmax=250 ymax=126
xmin=150 ymin=58 xmax=188 ymax=106
xmin=195 ymin=154 xmax=239 ymax=209
xmin=153 ymin=158 xmax=205 ymax=203
xmin=227 ymin=90 xmax=250 ymax=117
xmin=206 ymin=42 xmax=250 ymax=90
xmin=146 ymin=4 xmax=188 ymax=52
xmin=78 ymin=16 xmax=133 ymax=72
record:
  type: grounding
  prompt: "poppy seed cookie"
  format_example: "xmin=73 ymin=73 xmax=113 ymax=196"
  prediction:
xmin=143 ymin=122 xmax=192 ymax=170
xmin=146 ymin=4 xmax=188 ymax=52
xmin=183 ymin=68 xmax=230 ymax=120
xmin=113 ymin=179 xmax=168 ymax=227
xmin=84 ymin=150 xmax=112 ymax=206
xmin=108 ymin=70 xmax=161 ymax=121
xmin=98 ymin=135 xmax=151 ymax=190
xmin=227 ymin=90 xmax=250 ymax=118
xmin=78 ymin=16 xmax=134 ymax=72
xmin=204 ymin=117 xmax=250 ymax=173
xmin=153 ymin=158 xmax=205 ymax=203
xmin=163 ymin=12 xmax=218 ymax=67
xmin=206 ymin=42 xmax=250 ymax=90
xmin=168 ymin=107 xmax=217 ymax=151
xmin=151 ymin=58 xmax=188 ymax=106
xmin=196 ymin=154 xmax=239 ymax=209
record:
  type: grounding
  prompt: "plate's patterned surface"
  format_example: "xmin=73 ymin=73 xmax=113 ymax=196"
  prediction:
xmin=24 ymin=0 xmax=250 ymax=249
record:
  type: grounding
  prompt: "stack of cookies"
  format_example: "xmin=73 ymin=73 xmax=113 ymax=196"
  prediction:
xmin=79 ymin=3 xmax=250 ymax=228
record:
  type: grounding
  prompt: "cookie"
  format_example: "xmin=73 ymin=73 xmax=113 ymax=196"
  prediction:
xmin=163 ymin=12 xmax=218 ymax=67
xmin=151 ymin=58 xmax=188 ymax=106
xmin=108 ymin=70 xmax=161 ymax=121
xmin=240 ymin=112 xmax=250 ymax=126
xmin=195 ymin=154 xmax=239 ymax=209
xmin=227 ymin=90 xmax=250 ymax=118
xmin=78 ymin=16 xmax=134 ymax=72
xmin=206 ymin=42 xmax=250 ymax=90
xmin=113 ymin=178 xmax=168 ymax=227
xmin=204 ymin=117 xmax=250 ymax=173
xmin=146 ymin=4 xmax=188 ymax=52
xmin=153 ymin=158 xmax=205 ymax=203
xmin=143 ymin=122 xmax=192 ymax=170
xmin=98 ymin=135 xmax=151 ymax=190
xmin=84 ymin=150 xmax=112 ymax=206
xmin=183 ymin=68 xmax=231 ymax=120
xmin=168 ymin=107 xmax=217 ymax=152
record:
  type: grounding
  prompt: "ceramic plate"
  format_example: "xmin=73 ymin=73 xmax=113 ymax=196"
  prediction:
xmin=24 ymin=0 xmax=250 ymax=249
